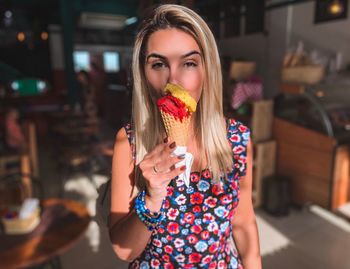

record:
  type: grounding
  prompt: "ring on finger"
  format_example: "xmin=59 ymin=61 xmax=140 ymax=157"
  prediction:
xmin=153 ymin=164 xmax=163 ymax=174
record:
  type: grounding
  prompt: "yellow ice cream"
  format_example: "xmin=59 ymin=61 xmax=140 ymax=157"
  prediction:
xmin=164 ymin=83 xmax=197 ymax=113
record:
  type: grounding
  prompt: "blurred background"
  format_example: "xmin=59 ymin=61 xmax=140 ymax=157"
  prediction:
xmin=0 ymin=0 xmax=350 ymax=268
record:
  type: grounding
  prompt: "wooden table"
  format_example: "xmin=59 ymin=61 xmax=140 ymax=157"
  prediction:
xmin=0 ymin=199 xmax=90 ymax=269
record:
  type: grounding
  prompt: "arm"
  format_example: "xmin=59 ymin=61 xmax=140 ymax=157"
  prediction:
xmin=108 ymin=128 xmax=151 ymax=262
xmin=231 ymin=140 xmax=262 ymax=269
xmin=7 ymin=121 xmax=25 ymax=143
xmin=109 ymin=128 xmax=184 ymax=262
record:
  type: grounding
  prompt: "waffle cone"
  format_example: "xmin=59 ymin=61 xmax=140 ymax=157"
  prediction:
xmin=160 ymin=111 xmax=191 ymax=146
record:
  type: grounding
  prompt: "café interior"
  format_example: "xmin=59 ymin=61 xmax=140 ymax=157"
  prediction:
xmin=1 ymin=0 xmax=350 ymax=268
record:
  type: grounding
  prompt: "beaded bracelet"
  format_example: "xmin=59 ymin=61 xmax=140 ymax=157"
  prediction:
xmin=134 ymin=190 xmax=165 ymax=231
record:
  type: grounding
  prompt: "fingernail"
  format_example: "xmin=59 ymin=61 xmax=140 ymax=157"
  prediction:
xmin=169 ymin=142 xmax=176 ymax=149
xmin=163 ymin=137 xmax=168 ymax=143
xmin=180 ymin=165 xmax=186 ymax=171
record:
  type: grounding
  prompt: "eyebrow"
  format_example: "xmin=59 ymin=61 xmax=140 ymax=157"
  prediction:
xmin=146 ymin=50 xmax=201 ymax=61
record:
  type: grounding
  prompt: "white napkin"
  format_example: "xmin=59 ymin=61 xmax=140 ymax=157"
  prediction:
xmin=173 ymin=146 xmax=193 ymax=187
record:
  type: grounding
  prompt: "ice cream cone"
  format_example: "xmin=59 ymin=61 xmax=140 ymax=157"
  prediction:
xmin=156 ymin=83 xmax=196 ymax=187
xmin=160 ymin=110 xmax=191 ymax=146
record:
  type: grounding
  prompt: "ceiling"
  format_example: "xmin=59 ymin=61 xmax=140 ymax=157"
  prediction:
xmin=0 ymin=0 xmax=313 ymax=48
xmin=0 ymin=0 xmax=138 ymax=15
xmin=0 ymin=0 xmax=140 ymax=48
xmin=0 ymin=0 xmax=139 ymax=28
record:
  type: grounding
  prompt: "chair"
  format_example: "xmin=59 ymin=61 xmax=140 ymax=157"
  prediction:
xmin=0 ymin=154 xmax=32 ymax=207
xmin=0 ymin=121 xmax=42 ymax=202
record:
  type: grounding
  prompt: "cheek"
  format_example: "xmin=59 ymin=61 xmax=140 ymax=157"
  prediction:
xmin=145 ymin=68 xmax=168 ymax=92
xmin=182 ymin=70 xmax=204 ymax=102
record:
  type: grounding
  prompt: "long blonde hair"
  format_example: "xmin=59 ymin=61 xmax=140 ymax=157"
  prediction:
xmin=132 ymin=4 xmax=232 ymax=188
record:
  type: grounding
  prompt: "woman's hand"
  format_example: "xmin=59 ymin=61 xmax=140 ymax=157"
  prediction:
xmin=138 ymin=139 xmax=185 ymax=211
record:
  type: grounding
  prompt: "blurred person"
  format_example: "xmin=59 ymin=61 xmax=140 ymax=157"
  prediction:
xmin=109 ymin=5 xmax=261 ymax=269
xmin=4 ymin=107 xmax=26 ymax=152
xmin=90 ymin=60 xmax=108 ymax=117
xmin=76 ymin=70 xmax=98 ymax=124
xmin=0 ymin=83 xmax=6 ymax=98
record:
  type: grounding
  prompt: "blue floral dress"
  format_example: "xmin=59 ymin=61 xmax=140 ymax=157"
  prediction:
xmin=125 ymin=119 xmax=250 ymax=269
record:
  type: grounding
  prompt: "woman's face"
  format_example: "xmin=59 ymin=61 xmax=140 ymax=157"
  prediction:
xmin=144 ymin=28 xmax=204 ymax=102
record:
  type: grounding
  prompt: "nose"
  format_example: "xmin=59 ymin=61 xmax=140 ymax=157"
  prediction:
xmin=168 ymin=66 xmax=179 ymax=85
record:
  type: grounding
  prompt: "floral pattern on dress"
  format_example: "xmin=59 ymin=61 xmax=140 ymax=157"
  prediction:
xmin=126 ymin=118 xmax=250 ymax=269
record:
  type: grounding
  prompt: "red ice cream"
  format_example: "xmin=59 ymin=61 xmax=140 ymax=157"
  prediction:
xmin=157 ymin=95 xmax=190 ymax=122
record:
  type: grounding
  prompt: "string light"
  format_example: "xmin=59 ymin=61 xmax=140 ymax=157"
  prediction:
xmin=328 ymin=0 xmax=344 ymax=15
xmin=41 ymin=31 xmax=48 ymax=41
xmin=17 ymin=31 xmax=25 ymax=42
xmin=4 ymin=10 xmax=12 ymax=18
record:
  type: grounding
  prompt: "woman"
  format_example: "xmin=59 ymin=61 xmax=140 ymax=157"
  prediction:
xmin=76 ymin=70 xmax=98 ymax=124
xmin=109 ymin=4 xmax=261 ymax=269
xmin=4 ymin=108 xmax=26 ymax=152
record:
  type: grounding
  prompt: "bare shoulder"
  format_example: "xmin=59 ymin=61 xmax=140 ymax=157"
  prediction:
xmin=113 ymin=127 xmax=132 ymax=158
xmin=115 ymin=127 xmax=128 ymax=146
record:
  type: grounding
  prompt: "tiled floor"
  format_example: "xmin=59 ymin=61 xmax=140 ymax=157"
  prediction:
xmin=259 ymin=209 xmax=350 ymax=269
xmin=37 ymin=120 xmax=350 ymax=269
xmin=61 ymin=225 xmax=128 ymax=269
xmin=58 ymin=207 xmax=350 ymax=269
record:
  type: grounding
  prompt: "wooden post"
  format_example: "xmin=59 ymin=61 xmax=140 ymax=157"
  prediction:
xmin=332 ymin=145 xmax=350 ymax=209
xmin=251 ymin=100 xmax=273 ymax=143
xmin=20 ymin=154 xmax=32 ymax=198
xmin=253 ymin=141 xmax=276 ymax=207
xmin=28 ymin=122 xmax=39 ymax=178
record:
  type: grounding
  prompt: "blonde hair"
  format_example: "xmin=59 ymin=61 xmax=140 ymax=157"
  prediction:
xmin=131 ymin=4 xmax=232 ymax=189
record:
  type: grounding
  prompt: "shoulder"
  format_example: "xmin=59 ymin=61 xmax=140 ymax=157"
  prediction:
xmin=115 ymin=127 xmax=127 ymax=142
xmin=115 ymin=123 xmax=133 ymax=150
xmin=114 ymin=128 xmax=129 ymax=154
xmin=115 ymin=123 xmax=133 ymax=143
xmin=114 ymin=123 xmax=134 ymax=159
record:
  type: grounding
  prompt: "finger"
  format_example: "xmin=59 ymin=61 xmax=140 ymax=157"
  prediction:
xmin=162 ymin=165 xmax=186 ymax=181
xmin=140 ymin=144 xmax=167 ymax=170
xmin=151 ymin=141 xmax=177 ymax=167
xmin=140 ymin=138 xmax=176 ymax=176
xmin=158 ymin=141 xmax=177 ymax=159
xmin=149 ymin=139 xmax=176 ymax=159
xmin=153 ymin=154 xmax=185 ymax=174
xmin=146 ymin=140 xmax=177 ymax=169
xmin=140 ymin=156 xmax=176 ymax=179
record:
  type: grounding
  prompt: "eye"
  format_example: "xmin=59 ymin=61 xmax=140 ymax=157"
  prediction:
xmin=151 ymin=62 xmax=167 ymax=70
xmin=184 ymin=61 xmax=198 ymax=68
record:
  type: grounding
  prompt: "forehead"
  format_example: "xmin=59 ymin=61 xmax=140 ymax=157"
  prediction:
xmin=146 ymin=28 xmax=200 ymax=55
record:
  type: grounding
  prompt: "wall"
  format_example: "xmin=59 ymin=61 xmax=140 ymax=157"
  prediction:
xmin=219 ymin=1 xmax=350 ymax=98
xmin=218 ymin=33 xmax=268 ymax=80
xmin=218 ymin=7 xmax=289 ymax=98
xmin=265 ymin=7 xmax=289 ymax=98
xmin=289 ymin=1 xmax=350 ymax=69
xmin=49 ymin=25 xmax=66 ymax=93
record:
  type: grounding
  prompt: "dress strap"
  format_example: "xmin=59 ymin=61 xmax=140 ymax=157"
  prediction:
xmin=226 ymin=118 xmax=251 ymax=178
xmin=123 ymin=123 xmax=136 ymax=164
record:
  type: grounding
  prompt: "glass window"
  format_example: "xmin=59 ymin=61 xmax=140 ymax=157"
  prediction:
xmin=103 ymin=52 xmax=120 ymax=72
xmin=73 ymin=51 xmax=90 ymax=71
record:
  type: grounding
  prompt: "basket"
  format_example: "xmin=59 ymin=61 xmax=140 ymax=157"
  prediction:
xmin=2 ymin=207 xmax=40 ymax=234
xmin=229 ymin=61 xmax=256 ymax=81
xmin=281 ymin=65 xmax=325 ymax=85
